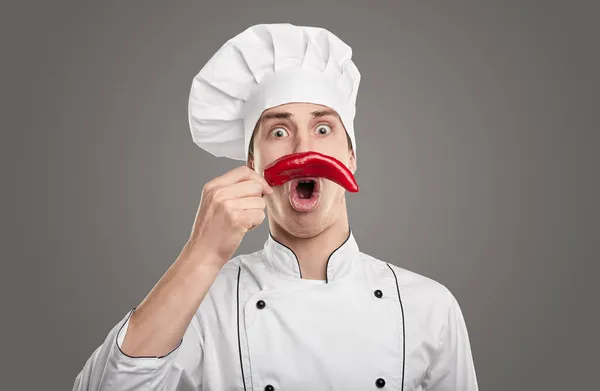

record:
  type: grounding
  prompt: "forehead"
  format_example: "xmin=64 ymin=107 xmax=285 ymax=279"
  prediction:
xmin=260 ymin=102 xmax=340 ymax=121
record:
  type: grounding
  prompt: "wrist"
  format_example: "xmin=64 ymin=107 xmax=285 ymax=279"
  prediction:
xmin=180 ymin=240 xmax=228 ymax=269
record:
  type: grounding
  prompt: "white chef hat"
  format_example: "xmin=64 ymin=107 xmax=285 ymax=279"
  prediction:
xmin=188 ymin=23 xmax=361 ymax=162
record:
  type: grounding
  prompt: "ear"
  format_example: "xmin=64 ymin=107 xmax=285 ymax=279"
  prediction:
xmin=247 ymin=154 xmax=255 ymax=170
xmin=349 ymin=150 xmax=357 ymax=174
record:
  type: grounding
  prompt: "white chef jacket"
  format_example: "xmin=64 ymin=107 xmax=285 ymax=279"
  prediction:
xmin=73 ymin=230 xmax=478 ymax=391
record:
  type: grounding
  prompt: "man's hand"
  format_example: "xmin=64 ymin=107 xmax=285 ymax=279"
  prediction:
xmin=186 ymin=165 xmax=274 ymax=268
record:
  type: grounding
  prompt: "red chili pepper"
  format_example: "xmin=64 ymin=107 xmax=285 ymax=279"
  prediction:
xmin=263 ymin=151 xmax=359 ymax=192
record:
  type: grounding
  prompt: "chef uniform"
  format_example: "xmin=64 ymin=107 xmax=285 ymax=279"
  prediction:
xmin=73 ymin=23 xmax=479 ymax=391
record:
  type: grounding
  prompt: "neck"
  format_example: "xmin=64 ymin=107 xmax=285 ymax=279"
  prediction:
xmin=268 ymin=209 xmax=350 ymax=280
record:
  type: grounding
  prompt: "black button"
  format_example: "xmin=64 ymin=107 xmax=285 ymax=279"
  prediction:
xmin=256 ymin=300 xmax=266 ymax=309
xmin=376 ymin=377 xmax=386 ymax=388
xmin=264 ymin=385 xmax=274 ymax=391
xmin=374 ymin=289 xmax=383 ymax=298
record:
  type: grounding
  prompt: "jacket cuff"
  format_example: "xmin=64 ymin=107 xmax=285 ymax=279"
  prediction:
xmin=110 ymin=307 xmax=183 ymax=373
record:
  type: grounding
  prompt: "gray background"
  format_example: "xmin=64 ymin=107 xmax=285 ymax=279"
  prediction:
xmin=4 ymin=1 xmax=598 ymax=390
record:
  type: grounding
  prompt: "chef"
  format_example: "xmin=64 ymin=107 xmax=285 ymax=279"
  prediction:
xmin=73 ymin=23 xmax=479 ymax=391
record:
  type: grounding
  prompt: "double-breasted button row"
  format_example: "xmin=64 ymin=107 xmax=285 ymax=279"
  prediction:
xmin=258 ymin=290 xmax=382 ymax=310
xmin=373 ymin=291 xmax=385 ymax=387
xmin=256 ymin=301 xmax=270 ymax=391
xmin=263 ymin=378 xmax=384 ymax=389
xmin=257 ymin=294 xmax=385 ymax=389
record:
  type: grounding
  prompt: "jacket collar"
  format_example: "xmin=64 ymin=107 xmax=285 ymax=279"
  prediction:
xmin=262 ymin=228 xmax=360 ymax=282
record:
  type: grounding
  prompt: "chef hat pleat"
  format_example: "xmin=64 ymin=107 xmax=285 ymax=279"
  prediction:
xmin=188 ymin=23 xmax=360 ymax=162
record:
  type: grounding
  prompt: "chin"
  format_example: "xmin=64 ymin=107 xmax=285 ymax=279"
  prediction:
xmin=284 ymin=212 xmax=330 ymax=239
xmin=267 ymin=192 xmax=343 ymax=239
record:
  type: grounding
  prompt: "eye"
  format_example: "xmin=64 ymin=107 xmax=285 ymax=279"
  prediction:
xmin=315 ymin=124 xmax=332 ymax=135
xmin=270 ymin=127 xmax=289 ymax=138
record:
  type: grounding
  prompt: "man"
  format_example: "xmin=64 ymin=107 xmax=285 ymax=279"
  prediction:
xmin=73 ymin=23 xmax=479 ymax=391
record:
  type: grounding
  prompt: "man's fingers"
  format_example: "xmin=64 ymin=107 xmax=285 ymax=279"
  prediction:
xmin=239 ymin=209 xmax=266 ymax=231
xmin=234 ymin=196 xmax=266 ymax=211
xmin=207 ymin=166 xmax=273 ymax=195
xmin=213 ymin=180 xmax=268 ymax=201
xmin=247 ymin=168 xmax=274 ymax=195
xmin=204 ymin=166 xmax=251 ymax=193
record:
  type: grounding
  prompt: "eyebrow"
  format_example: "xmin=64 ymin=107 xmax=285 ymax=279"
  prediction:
xmin=310 ymin=109 xmax=338 ymax=118
xmin=260 ymin=111 xmax=293 ymax=122
xmin=260 ymin=109 xmax=339 ymax=124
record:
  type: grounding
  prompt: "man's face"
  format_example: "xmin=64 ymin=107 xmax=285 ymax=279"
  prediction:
xmin=248 ymin=102 xmax=356 ymax=238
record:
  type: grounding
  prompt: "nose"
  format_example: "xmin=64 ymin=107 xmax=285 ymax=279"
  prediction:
xmin=293 ymin=131 xmax=312 ymax=154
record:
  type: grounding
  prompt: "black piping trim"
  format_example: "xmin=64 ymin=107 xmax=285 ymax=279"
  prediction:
xmin=324 ymin=227 xmax=352 ymax=284
xmin=268 ymin=230 xmax=302 ymax=278
xmin=115 ymin=306 xmax=182 ymax=359
xmin=236 ymin=266 xmax=248 ymax=391
xmin=268 ymin=225 xmax=353 ymax=283
xmin=387 ymin=263 xmax=406 ymax=391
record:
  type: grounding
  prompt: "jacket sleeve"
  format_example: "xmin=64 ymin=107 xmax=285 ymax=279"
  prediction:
xmin=72 ymin=307 xmax=204 ymax=391
xmin=422 ymin=293 xmax=479 ymax=391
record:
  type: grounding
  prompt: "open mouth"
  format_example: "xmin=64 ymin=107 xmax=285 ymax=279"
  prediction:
xmin=288 ymin=177 xmax=320 ymax=212
xmin=297 ymin=179 xmax=316 ymax=199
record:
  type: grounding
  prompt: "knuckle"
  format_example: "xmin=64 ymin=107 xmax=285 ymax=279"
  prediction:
xmin=212 ymin=188 xmax=226 ymax=203
xmin=219 ymin=198 xmax=234 ymax=213
xmin=237 ymin=165 xmax=252 ymax=176
xmin=245 ymin=166 xmax=258 ymax=177
xmin=221 ymin=201 xmax=232 ymax=216
xmin=227 ymin=209 xmax=240 ymax=226
xmin=251 ymin=180 xmax=262 ymax=192
xmin=201 ymin=185 xmax=212 ymax=197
